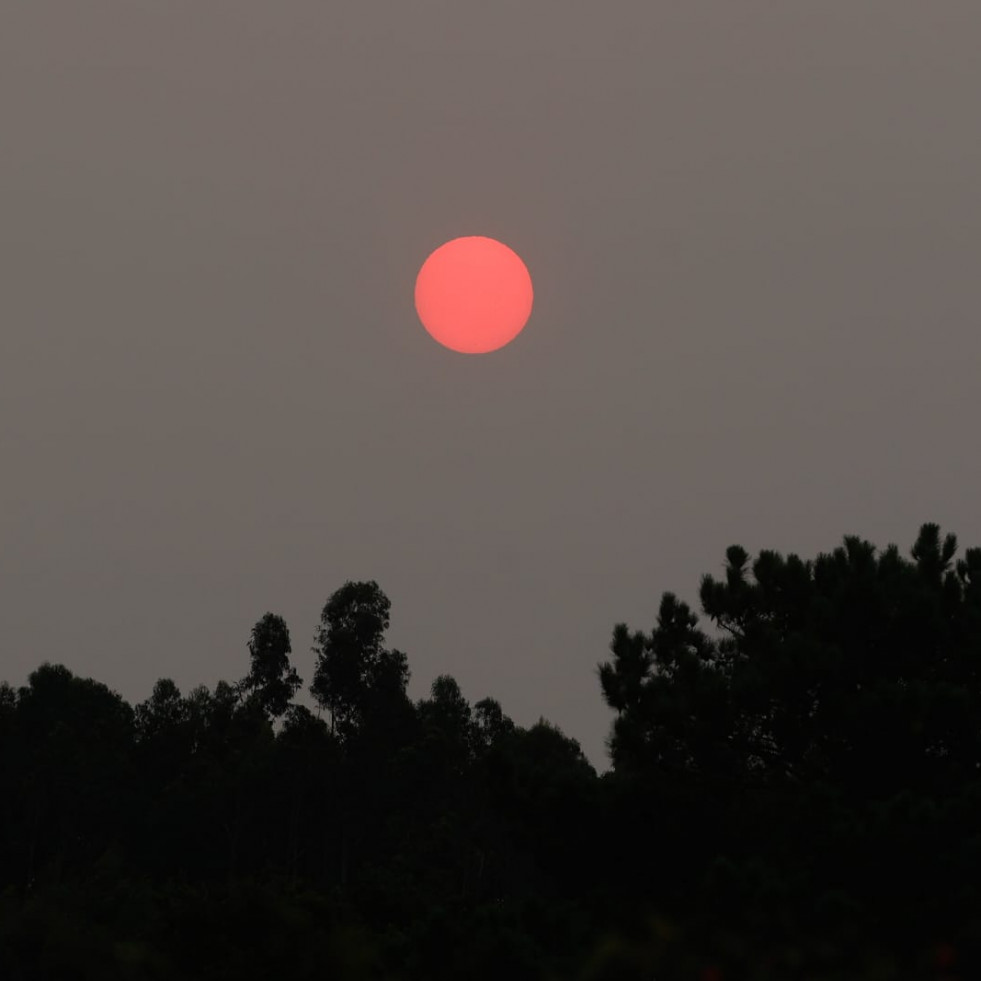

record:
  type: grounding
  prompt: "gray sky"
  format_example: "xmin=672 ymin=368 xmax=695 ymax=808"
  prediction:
xmin=2 ymin=3 xmax=980 ymax=770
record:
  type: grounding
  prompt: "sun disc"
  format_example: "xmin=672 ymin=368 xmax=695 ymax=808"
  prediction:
xmin=414 ymin=236 xmax=533 ymax=354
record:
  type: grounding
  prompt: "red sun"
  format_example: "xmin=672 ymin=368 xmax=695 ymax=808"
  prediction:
xmin=414 ymin=236 xmax=534 ymax=354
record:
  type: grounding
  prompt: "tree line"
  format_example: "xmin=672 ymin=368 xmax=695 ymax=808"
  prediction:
xmin=1 ymin=523 xmax=980 ymax=979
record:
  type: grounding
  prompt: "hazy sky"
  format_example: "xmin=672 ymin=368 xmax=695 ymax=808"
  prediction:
xmin=3 ymin=3 xmax=980 ymax=769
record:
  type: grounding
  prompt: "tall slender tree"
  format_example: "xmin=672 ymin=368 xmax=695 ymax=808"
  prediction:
xmin=310 ymin=581 xmax=408 ymax=740
xmin=240 ymin=613 xmax=302 ymax=720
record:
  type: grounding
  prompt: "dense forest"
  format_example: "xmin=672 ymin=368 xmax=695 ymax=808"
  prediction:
xmin=2 ymin=522 xmax=980 ymax=979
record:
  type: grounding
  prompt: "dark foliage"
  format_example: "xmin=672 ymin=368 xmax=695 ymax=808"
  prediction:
xmin=2 ymin=534 xmax=981 ymax=979
xmin=239 ymin=613 xmax=302 ymax=720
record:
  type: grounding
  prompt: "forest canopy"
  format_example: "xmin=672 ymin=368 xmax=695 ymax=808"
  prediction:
xmin=2 ymin=524 xmax=979 ymax=980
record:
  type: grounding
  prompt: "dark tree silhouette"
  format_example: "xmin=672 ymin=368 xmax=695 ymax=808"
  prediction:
xmin=310 ymin=580 xmax=409 ymax=740
xmin=599 ymin=592 xmax=729 ymax=779
xmin=3 ymin=531 xmax=981 ymax=980
xmin=417 ymin=674 xmax=476 ymax=773
xmin=135 ymin=677 xmax=188 ymax=743
xmin=472 ymin=695 xmax=516 ymax=755
xmin=7 ymin=664 xmax=135 ymax=890
xmin=239 ymin=612 xmax=302 ymax=720
xmin=597 ymin=522 xmax=981 ymax=969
